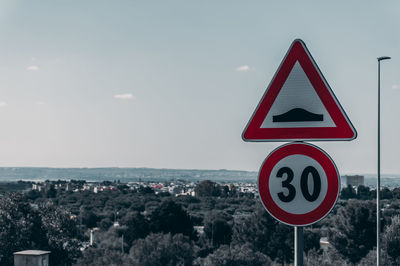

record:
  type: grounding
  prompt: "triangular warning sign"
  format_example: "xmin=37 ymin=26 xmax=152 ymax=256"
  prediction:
xmin=242 ymin=39 xmax=357 ymax=142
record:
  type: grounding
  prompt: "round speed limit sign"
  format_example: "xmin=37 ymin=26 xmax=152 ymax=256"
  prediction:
xmin=258 ymin=142 xmax=340 ymax=226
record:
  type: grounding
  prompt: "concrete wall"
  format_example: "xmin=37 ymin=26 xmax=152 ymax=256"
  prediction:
xmin=14 ymin=254 xmax=49 ymax=266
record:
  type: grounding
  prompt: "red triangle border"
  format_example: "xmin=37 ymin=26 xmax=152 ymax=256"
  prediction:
xmin=242 ymin=39 xmax=357 ymax=142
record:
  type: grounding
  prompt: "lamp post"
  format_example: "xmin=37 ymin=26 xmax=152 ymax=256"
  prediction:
xmin=377 ymin=56 xmax=390 ymax=266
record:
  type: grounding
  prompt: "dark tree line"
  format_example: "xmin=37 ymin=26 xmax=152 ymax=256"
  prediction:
xmin=2 ymin=180 xmax=400 ymax=265
xmin=340 ymin=184 xmax=400 ymax=200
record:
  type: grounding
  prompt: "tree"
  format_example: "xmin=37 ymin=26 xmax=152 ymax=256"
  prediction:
xmin=119 ymin=211 xmax=149 ymax=248
xmin=117 ymin=184 xmax=129 ymax=193
xmin=0 ymin=193 xmax=45 ymax=265
xmin=340 ymin=185 xmax=356 ymax=199
xmin=149 ymin=200 xmax=196 ymax=239
xmin=99 ymin=217 xmax=113 ymax=230
xmin=266 ymin=222 xmax=293 ymax=265
xmin=304 ymin=247 xmax=348 ymax=266
xmin=46 ymin=184 xmax=57 ymax=198
xmin=220 ymin=185 xmax=230 ymax=197
xmin=138 ymin=186 xmax=154 ymax=194
xmin=392 ymin=187 xmax=400 ymax=199
xmin=0 ymin=193 xmax=81 ymax=265
xmin=231 ymin=206 xmax=275 ymax=255
xmin=199 ymin=244 xmax=272 ymax=266
xmin=26 ymin=189 xmax=42 ymax=200
xmin=303 ymin=229 xmax=320 ymax=253
xmin=203 ymin=212 xmax=233 ymax=247
xmin=129 ymin=233 xmax=194 ymax=266
xmin=382 ymin=215 xmax=400 ymax=265
xmin=95 ymin=227 xmax=128 ymax=253
xmin=38 ymin=203 xmax=82 ymax=265
xmin=82 ymin=210 xmax=100 ymax=228
xmin=231 ymin=205 xmax=293 ymax=264
xmin=357 ymin=248 xmax=392 ymax=266
xmin=381 ymin=187 xmax=393 ymax=199
xmin=77 ymin=248 xmax=132 ymax=266
xmin=328 ymin=200 xmax=376 ymax=264
xmin=195 ymin=180 xmax=221 ymax=197
xmin=357 ymin=185 xmax=371 ymax=200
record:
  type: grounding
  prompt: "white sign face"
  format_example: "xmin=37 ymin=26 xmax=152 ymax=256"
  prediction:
xmin=268 ymin=154 xmax=328 ymax=214
xmin=258 ymin=142 xmax=340 ymax=226
xmin=261 ymin=62 xmax=335 ymax=128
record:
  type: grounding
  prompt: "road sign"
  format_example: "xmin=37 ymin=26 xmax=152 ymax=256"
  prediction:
xmin=258 ymin=142 xmax=339 ymax=226
xmin=242 ymin=39 xmax=357 ymax=142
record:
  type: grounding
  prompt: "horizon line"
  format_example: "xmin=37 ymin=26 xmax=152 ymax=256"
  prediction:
xmin=0 ymin=166 xmax=396 ymax=177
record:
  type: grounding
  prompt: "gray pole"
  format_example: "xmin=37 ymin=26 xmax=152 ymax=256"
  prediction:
xmin=294 ymin=226 xmax=303 ymax=266
xmin=377 ymin=58 xmax=381 ymax=266
xmin=121 ymin=234 xmax=124 ymax=253
xmin=377 ymin=56 xmax=390 ymax=266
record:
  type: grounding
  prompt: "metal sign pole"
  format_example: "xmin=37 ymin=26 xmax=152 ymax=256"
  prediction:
xmin=294 ymin=226 xmax=303 ymax=266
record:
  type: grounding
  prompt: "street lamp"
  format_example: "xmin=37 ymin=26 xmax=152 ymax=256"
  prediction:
xmin=377 ymin=56 xmax=390 ymax=266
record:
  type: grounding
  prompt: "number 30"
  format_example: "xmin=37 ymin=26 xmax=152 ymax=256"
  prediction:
xmin=276 ymin=166 xmax=321 ymax=202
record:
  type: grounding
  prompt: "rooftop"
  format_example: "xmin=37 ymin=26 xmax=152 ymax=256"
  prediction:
xmin=13 ymin=250 xmax=51 ymax=256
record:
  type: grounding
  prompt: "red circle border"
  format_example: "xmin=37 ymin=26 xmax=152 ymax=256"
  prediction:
xmin=258 ymin=143 xmax=339 ymax=226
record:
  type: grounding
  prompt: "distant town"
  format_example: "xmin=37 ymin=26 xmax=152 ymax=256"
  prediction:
xmin=1 ymin=178 xmax=258 ymax=198
xmin=0 ymin=173 xmax=398 ymax=198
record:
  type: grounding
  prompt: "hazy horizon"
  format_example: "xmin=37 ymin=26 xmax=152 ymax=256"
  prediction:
xmin=0 ymin=165 xmax=399 ymax=178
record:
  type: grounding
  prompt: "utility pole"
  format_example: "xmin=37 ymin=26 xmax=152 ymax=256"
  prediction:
xmin=377 ymin=56 xmax=390 ymax=266
xmin=121 ymin=234 xmax=124 ymax=253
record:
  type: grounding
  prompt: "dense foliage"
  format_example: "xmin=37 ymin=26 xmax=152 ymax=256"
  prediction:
xmin=0 ymin=193 xmax=81 ymax=265
xmin=328 ymin=200 xmax=376 ymax=263
xmin=1 ymin=180 xmax=400 ymax=265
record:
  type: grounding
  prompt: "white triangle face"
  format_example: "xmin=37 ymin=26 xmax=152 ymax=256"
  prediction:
xmin=261 ymin=61 xmax=336 ymax=128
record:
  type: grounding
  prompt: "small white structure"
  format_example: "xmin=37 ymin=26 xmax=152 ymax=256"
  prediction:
xmin=14 ymin=250 xmax=50 ymax=266
xmin=90 ymin=229 xmax=94 ymax=246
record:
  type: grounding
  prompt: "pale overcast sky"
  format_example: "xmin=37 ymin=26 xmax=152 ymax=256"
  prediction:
xmin=0 ymin=1 xmax=399 ymax=175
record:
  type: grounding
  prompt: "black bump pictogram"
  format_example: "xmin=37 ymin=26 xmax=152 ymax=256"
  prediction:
xmin=273 ymin=108 xmax=323 ymax=122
